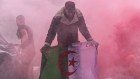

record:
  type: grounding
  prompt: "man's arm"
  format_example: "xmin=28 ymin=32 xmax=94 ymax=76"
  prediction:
xmin=78 ymin=16 xmax=93 ymax=41
xmin=20 ymin=29 xmax=30 ymax=48
xmin=44 ymin=17 xmax=59 ymax=46
xmin=78 ymin=16 xmax=99 ymax=47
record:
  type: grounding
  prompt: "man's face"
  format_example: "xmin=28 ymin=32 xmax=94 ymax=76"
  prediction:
xmin=64 ymin=8 xmax=75 ymax=18
xmin=16 ymin=16 xmax=25 ymax=26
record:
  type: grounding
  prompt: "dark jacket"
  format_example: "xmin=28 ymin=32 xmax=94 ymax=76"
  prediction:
xmin=45 ymin=8 xmax=92 ymax=47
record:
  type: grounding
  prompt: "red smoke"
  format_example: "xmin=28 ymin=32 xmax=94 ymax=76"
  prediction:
xmin=99 ymin=10 xmax=140 ymax=79
xmin=1 ymin=0 xmax=140 ymax=79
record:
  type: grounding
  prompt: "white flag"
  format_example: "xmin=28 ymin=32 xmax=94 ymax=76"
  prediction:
xmin=68 ymin=41 xmax=98 ymax=79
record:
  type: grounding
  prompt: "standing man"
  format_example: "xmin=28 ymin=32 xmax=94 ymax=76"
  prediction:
xmin=16 ymin=15 xmax=35 ymax=79
xmin=40 ymin=1 xmax=98 ymax=79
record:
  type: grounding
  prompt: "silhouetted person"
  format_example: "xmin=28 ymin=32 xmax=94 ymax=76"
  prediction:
xmin=16 ymin=15 xmax=35 ymax=79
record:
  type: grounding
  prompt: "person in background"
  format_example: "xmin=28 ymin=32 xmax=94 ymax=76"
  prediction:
xmin=16 ymin=15 xmax=35 ymax=79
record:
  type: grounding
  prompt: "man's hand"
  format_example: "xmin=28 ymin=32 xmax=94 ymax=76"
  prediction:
xmin=87 ymin=38 xmax=99 ymax=47
xmin=92 ymin=40 xmax=99 ymax=48
xmin=40 ymin=45 xmax=50 ymax=54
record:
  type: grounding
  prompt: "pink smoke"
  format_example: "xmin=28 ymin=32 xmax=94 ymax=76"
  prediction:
xmin=1 ymin=0 xmax=140 ymax=79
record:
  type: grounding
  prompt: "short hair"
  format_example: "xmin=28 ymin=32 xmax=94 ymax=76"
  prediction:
xmin=16 ymin=15 xmax=25 ymax=20
xmin=65 ymin=1 xmax=75 ymax=10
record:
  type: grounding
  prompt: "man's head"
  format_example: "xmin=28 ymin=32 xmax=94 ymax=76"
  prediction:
xmin=64 ymin=1 xmax=76 ymax=19
xmin=16 ymin=15 xmax=25 ymax=26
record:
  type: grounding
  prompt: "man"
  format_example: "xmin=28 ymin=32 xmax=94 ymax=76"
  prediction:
xmin=16 ymin=15 xmax=35 ymax=79
xmin=41 ymin=1 xmax=98 ymax=53
xmin=40 ymin=1 xmax=98 ymax=79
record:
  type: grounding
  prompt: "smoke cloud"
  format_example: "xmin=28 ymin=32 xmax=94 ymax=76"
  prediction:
xmin=0 ymin=0 xmax=140 ymax=79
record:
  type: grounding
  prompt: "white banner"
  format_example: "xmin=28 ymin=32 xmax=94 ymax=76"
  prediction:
xmin=68 ymin=41 xmax=98 ymax=79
